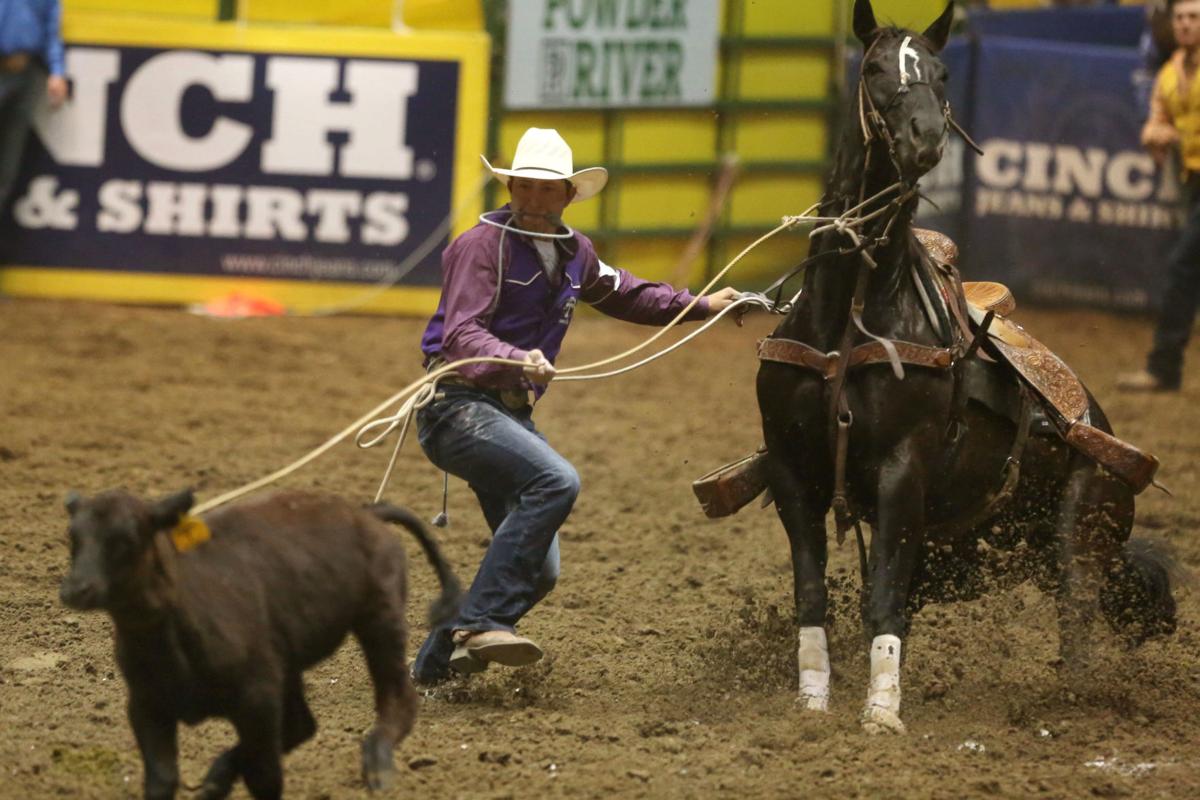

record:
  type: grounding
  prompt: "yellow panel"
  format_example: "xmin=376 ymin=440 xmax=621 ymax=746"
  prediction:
xmin=607 ymin=238 xmax=692 ymax=285
xmin=563 ymin=194 xmax=602 ymax=231
xmin=717 ymin=230 xmax=812 ymax=285
xmin=742 ymin=0 xmax=834 ymax=36
xmin=729 ymin=174 xmax=823 ymax=225
xmin=620 ymin=112 xmax=717 ymax=165
xmin=404 ymin=0 xmax=484 ymax=30
xmin=66 ymin=0 xmax=214 ymax=17
xmin=499 ymin=114 xmax=606 ymax=166
xmin=734 ymin=113 xmax=827 ymax=162
xmin=737 ymin=52 xmax=830 ymax=101
xmin=0 ymin=269 xmax=442 ymax=315
xmin=869 ymin=0 xmax=948 ymax=30
xmin=617 ymin=175 xmax=710 ymax=229
xmin=240 ymin=0 xmax=392 ymax=27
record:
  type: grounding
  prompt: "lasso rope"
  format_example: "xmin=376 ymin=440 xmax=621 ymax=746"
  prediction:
xmin=190 ymin=186 xmax=908 ymax=516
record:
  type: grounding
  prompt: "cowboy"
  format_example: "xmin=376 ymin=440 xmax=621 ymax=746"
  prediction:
xmin=0 ymin=0 xmax=67 ymax=217
xmin=411 ymin=127 xmax=740 ymax=684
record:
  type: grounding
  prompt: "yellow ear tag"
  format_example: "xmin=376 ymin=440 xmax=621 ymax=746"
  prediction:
xmin=170 ymin=515 xmax=211 ymax=552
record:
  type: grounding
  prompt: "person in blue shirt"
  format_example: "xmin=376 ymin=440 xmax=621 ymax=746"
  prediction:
xmin=0 ymin=0 xmax=67 ymax=215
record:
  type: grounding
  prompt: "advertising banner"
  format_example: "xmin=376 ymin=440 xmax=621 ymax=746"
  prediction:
xmin=965 ymin=37 xmax=1179 ymax=310
xmin=0 ymin=14 xmax=489 ymax=313
xmin=504 ymin=0 xmax=719 ymax=109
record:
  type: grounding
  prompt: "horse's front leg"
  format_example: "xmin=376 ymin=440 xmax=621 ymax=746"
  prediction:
xmin=764 ymin=446 xmax=832 ymax=712
xmin=861 ymin=446 xmax=928 ymax=734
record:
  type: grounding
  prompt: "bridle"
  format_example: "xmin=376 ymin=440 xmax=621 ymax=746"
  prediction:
xmin=855 ymin=33 xmax=981 ymax=205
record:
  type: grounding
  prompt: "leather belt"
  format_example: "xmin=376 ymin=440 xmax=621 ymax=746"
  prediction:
xmin=757 ymin=336 xmax=954 ymax=379
xmin=1 ymin=53 xmax=31 ymax=74
xmin=427 ymin=357 xmax=530 ymax=411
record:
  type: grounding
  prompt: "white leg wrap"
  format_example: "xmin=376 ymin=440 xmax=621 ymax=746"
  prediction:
xmin=796 ymin=626 xmax=830 ymax=712
xmin=862 ymin=634 xmax=906 ymax=734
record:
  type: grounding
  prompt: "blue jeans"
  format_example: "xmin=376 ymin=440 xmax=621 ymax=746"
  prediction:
xmin=1148 ymin=181 xmax=1200 ymax=388
xmin=0 ymin=65 xmax=45 ymax=216
xmin=410 ymin=387 xmax=579 ymax=683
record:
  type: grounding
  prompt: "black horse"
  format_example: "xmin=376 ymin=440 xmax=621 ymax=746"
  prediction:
xmin=756 ymin=0 xmax=1177 ymax=734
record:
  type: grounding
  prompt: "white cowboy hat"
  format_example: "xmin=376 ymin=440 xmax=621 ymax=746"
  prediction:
xmin=480 ymin=127 xmax=608 ymax=203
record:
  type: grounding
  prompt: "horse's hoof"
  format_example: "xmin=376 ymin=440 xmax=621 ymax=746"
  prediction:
xmin=795 ymin=693 xmax=830 ymax=713
xmin=860 ymin=705 xmax=906 ymax=735
xmin=363 ymin=763 xmax=396 ymax=792
xmin=361 ymin=737 xmax=396 ymax=792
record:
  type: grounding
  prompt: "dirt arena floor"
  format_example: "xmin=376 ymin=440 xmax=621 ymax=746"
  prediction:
xmin=2 ymin=296 xmax=1198 ymax=799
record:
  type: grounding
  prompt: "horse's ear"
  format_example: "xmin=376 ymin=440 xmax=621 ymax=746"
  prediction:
xmin=922 ymin=2 xmax=955 ymax=53
xmin=853 ymin=0 xmax=878 ymax=46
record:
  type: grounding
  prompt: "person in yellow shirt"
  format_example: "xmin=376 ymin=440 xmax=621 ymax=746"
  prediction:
xmin=1120 ymin=0 xmax=1200 ymax=391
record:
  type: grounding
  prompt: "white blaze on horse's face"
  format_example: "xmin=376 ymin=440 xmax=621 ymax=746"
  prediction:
xmin=898 ymin=36 xmax=921 ymax=88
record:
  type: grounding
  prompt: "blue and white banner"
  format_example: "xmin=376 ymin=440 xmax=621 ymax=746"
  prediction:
xmin=1 ymin=43 xmax=460 ymax=286
xmin=964 ymin=37 xmax=1179 ymax=310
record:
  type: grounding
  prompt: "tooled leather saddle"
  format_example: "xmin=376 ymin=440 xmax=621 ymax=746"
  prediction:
xmin=693 ymin=229 xmax=1160 ymax=519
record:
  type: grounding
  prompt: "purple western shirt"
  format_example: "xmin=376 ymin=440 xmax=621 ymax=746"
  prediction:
xmin=420 ymin=207 xmax=709 ymax=393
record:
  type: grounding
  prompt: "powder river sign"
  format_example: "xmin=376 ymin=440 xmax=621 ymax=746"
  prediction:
xmin=504 ymin=0 xmax=719 ymax=109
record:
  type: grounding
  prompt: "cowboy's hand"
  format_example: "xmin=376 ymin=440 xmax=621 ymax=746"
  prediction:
xmin=522 ymin=349 xmax=556 ymax=385
xmin=705 ymin=287 xmax=746 ymax=325
xmin=1141 ymin=122 xmax=1178 ymax=164
xmin=46 ymin=75 xmax=68 ymax=108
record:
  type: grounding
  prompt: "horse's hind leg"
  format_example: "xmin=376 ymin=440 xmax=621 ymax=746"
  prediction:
xmin=355 ymin=571 xmax=419 ymax=792
xmin=764 ymin=448 xmax=832 ymax=711
xmin=1052 ymin=454 xmax=1126 ymax=672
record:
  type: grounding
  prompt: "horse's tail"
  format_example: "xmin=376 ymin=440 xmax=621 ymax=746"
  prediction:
xmin=366 ymin=503 xmax=463 ymax=628
xmin=1100 ymin=538 xmax=1190 ymax=644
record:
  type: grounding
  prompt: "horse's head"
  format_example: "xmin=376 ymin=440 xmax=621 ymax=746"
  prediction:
xmin=854 ymin=0 xmax=955 ymax=183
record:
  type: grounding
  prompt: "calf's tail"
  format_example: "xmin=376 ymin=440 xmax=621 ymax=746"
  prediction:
xmin=367 ymin=503 xmax=462 ymax=628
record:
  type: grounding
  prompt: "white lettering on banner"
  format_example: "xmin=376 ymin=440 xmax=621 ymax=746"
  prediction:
xmin=32 ymin=48 xmax=120 ymax=167
xmin=18 ymin=45 xmax=436 ymax=255
xmin=209 ymin=184 xmax=244 ymax=238
xmin=96 ymin=179 xmax=142 ymax=233
xmin=973 ymin=138 xmax=1182 ymax=230
xmin=262 ymin=58 xmax=418 ymax=178
xmin=244 ymin=187 xmax=308 ymax=241
xmin=121 ymin=52 xmax=255 ymax=172
xmin=92 ymin=179 xmax=410 ymax=244
xmin=306 ymin=190 xmax=363 ymax=244
xmin=362 ymin=193 xmax=409 ymax=245
xmin=144 ymin=182 xmax=208 ymax=236
xmin=14 ymin=176 xmax=78 ymax=229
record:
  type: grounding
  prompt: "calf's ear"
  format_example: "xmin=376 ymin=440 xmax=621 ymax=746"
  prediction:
xmin=64 ymin=491 xmax=82 ymax=516
xmin=150 ymin=488 xmax=195 ymax=530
